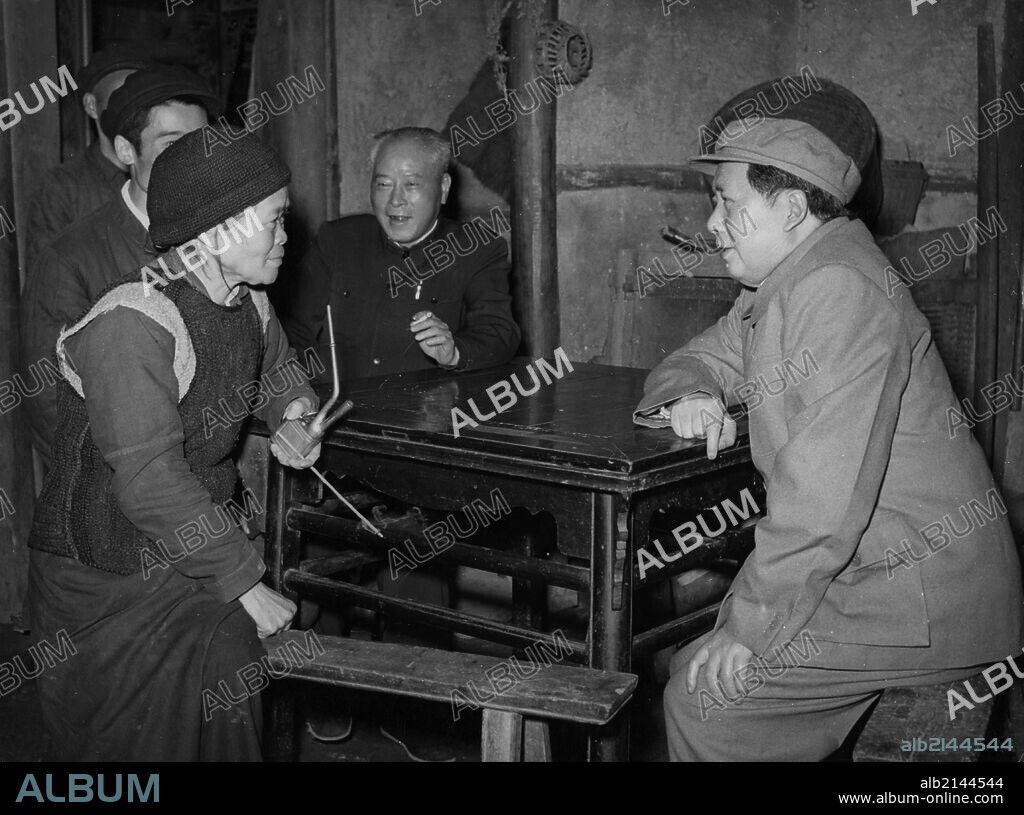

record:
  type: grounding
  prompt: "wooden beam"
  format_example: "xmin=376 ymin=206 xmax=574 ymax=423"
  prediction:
xmin=557 ymin=163 xmax=707 ymax=193
xmin=509 ymin=0 xmax=558 ymax=357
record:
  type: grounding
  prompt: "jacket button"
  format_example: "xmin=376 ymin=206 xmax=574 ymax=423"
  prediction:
xmin=373 ymin=357 xmax=381 ymax=365
xmin=342 ymin=290 xmax=349 ymax=297
xmin=430 ymin=297 xmax=438 ymax=304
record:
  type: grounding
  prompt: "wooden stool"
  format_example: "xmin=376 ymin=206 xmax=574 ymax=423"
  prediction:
xmin=852 ymin=675 xmax=996 ymax=762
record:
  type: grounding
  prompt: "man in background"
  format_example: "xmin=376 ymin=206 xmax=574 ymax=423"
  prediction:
xmin=20 ymin=64 xmax=220 ymax=467
xmin=24 ymin=44 xmax=154 ymax=269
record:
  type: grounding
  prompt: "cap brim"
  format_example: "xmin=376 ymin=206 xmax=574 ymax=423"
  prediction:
xmin=688 ymin=153 xmax=735 ymax=177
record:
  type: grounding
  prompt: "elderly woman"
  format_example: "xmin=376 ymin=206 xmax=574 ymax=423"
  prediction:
xmin=26 ymin=130 xmax=318 ymax=761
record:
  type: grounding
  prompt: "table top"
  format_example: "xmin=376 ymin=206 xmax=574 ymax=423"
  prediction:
xmin=307 ymin=360 xmax=750 ymax=482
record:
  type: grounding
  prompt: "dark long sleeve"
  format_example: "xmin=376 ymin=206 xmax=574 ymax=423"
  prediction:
xmin=24 ymin=146 xmax=126 ymax=273
xmin=451 ymin=233 xmax=520 ymax=370
xmin=20 ymin=196 xmax=155 ymax=461
xmin=278 ymin=215 xmax=521 ymax=381
xmin=20 ymin=247 xmax=90 ymax=460
xmin=25 ymin=171 xmax=77 ymax=273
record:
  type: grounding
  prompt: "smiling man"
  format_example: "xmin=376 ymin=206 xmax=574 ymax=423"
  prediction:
xmin=280 ymin=126 xmax=519 ymax=381
xmin=634 ymin=118 xmax=1023 ymax=761
xmin=278 ymin=126 xmax=519 ymax=754
xmin=20 ymin=64 xmax=220 ymax=466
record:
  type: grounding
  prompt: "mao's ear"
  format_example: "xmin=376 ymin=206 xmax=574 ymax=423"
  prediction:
xmin=781 ymin=189 xmax=810 ymax=232
xmin=440 ymin=172 xmax=452 ymax=205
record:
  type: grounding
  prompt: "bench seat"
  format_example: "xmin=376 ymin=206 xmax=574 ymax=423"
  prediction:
xmin=262 ymin=631 xmax=638 ymax=761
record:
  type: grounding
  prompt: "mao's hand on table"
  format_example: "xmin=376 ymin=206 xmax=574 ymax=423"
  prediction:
xmin=663 ymin=394 xmax=737 ymax=460
xmin=239 ymin=582 xmax=296 ymax=639
xmin=269 ymin=397 xmax=321 ymax=469
xmin=410 ymin=311 xmax=459 ymax=367
xmin=685 ymin=628 xmax=754 ymax=699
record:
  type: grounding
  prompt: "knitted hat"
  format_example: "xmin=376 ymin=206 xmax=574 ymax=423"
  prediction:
xmin=101 ymin=64 xmax=222 ymax=139
xmin=148 ymin=130 xmax=292 ymax=248
xmin=690 ymin=117 xmax=861 ymax=204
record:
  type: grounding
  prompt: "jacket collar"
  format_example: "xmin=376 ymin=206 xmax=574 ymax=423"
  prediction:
xmin=744 ymin=217 xmax=850 ymax=325
xmin=377 ymin=217 xmax=445 ymax=256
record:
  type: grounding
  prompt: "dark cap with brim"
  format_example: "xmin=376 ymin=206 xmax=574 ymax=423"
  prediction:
xmin=689 ymin=117 xmax=861 ymax=204
xmin=100 ymin=64 xmax=222 ymax=140
xmin=77 ymin=44 xmax=156 ymax=94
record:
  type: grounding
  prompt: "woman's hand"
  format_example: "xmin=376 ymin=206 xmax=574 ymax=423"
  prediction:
xmin=270 ymin=397 xmax=321 ymax=468
xmin=238 ymin=582 xmax=296 ymax=638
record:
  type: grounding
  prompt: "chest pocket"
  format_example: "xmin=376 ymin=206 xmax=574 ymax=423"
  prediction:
xmin=413 ymin=272 xmax=464 ymax=329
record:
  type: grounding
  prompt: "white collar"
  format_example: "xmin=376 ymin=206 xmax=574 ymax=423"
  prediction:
xmin=121 ymin=181 xmax=150 ymax=229
xmin=395 ymin=218 xmax=439 ymax=250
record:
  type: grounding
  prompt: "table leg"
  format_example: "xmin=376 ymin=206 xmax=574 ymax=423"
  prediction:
xmin=261 ymin=456 xmax=318 ymax=761
xmin=511 ymin=519 xmax=548 ymax=630
xmin=589 ymin=493 xmax=632 ymax=761
xmin=263 ymin=457 xmax=318 ymax=597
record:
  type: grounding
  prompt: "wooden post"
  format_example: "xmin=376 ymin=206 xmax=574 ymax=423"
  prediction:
xmin=482 ymin=709 xmax=524 ymax=761
xmin=994 ymin=2 xmax=1024 ymax=487
xmin=56 ymin=0 xmax=90 ymax=162
xmin=0 ymin=0 xmax=59 ymax=623
xmin=974 ymin=25 xmax=997 ymax=465
xmin=254 ymin=0 xmax=338 ymax=316
xmin=509 ymin=0 xmax=559 ymax=357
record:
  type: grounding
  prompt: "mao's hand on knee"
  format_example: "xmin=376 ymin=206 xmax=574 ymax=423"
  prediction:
xmin=685 ymin=628 xmax=753 ymax=699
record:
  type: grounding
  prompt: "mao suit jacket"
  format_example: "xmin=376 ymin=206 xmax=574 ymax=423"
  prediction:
xmin=635 ymin=217 xmax=1023 ymax=670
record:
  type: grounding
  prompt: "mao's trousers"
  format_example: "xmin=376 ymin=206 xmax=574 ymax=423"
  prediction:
xmin=665 ymin=632 xmax=983 ymax=762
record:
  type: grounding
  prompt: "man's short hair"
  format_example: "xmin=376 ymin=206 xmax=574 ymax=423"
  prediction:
xmin=747 ymin=163 xmax=848 ymax=222
xmin=370 ymin=127 xmax=452 ymax=180
xmin=119 ymin=96 xmax=206 ymax=152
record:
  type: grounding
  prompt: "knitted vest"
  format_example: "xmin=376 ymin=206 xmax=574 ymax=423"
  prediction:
xmin=29 ymin=265 xmax=269 ymax=575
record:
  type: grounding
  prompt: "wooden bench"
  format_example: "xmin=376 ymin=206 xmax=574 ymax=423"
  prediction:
xmin=850 ymin=676 xmax=997 ymax=762
xmin=261 ymin=631 xmax=638 ymax=762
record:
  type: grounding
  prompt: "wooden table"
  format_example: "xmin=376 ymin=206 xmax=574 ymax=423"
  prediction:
xmin=260 ymin=360 xmax=761 ymax=760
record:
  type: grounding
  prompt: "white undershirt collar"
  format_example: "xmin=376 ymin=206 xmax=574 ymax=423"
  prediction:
xmin=394 ymin=218 xmax=439 ymax=250
xmin=121 ymin=181 xmax=150 ymax=230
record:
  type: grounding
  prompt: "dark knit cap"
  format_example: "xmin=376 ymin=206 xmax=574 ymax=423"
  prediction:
xmin=77 ymin=43 xmax=155 ymax=94
xmin=148 ymin=129 xmax=292 ymax=248
xmin=101 ymin=64 xmax=222 ymax=139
